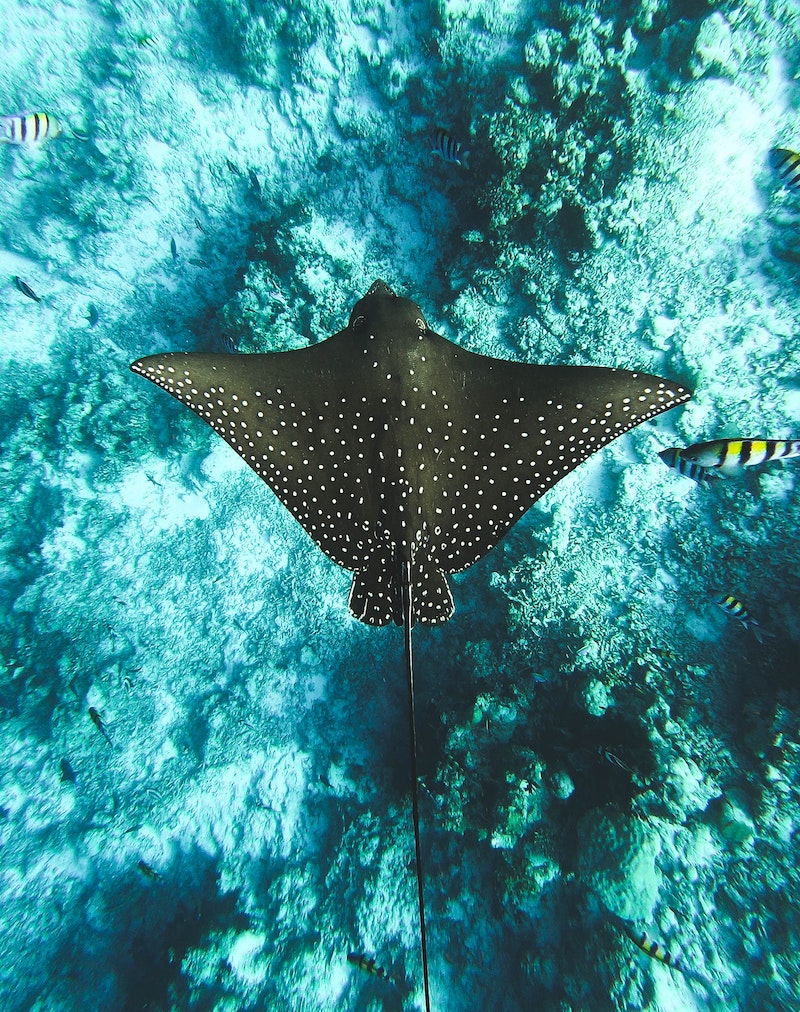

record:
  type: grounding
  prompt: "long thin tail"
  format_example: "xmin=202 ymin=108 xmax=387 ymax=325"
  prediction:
xmin=400 ymin=559 xmax=431 ymax=1012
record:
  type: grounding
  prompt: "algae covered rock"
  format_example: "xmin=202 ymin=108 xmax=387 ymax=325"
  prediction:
xmin=577 ymin=809 xmax=662 ymax=921
xmin=689 ymin=12 xmax=738 ymax=80
xmin=580 ymin=677 xmax=613 ymax=717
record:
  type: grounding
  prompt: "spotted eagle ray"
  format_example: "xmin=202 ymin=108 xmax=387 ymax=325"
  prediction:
xmin=131 ymin=279 xmax=691 ymax=1011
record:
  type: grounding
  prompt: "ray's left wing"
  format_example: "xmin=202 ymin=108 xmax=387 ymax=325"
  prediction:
xmin=131 ymin=341 xmax=389 ymax=572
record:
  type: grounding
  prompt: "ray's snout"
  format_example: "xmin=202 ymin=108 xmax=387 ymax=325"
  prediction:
xmin=366 ymin=279 xmax=396 ymax=298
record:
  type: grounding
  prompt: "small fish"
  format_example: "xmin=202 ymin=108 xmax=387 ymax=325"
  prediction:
xmin=1 ymin=112 xmax=61 ymax=146
xmin=87 ymin=303 xmax=99 ymax=328
xmin=14 ymin=276 xmax=41 ymax=302
xmin=225 ymin=158 xmax=241 ymax=176
xmin=188 ymin=257 xmax=208 ymax=268
xmin=618 ymin=919 xmax=684 ymax=972
xmin=248 ymin=168 xmax=261 ymax=195
xmin=680 ymin=438 xmax=800 ymax=477
xmin=137 ymin=859 xmax=161 ymax=880
xmin=347 ymin=952 xmax=395 ymax=987
xmin=715 ymin=592 xmax=768 ymax=643
xmin=59 ymin=758 xmax=76 ymax=784
xmin=601 ymin=749 xmax=635 ymax=775
xmin=601 ymin=749 xmax=652 ymax=793
xmin=88 ymin=706 xmax=113 ymax=746
xmin=657 ymin=447 xmax=718 ymax=485
xmin=170 ymin=237 xmax=178 ymax=262
xmin=769 ymin=147 xmax=800 ymax=192
xmin=431 ymin=127 xmax=469 ymax=168
xmin=194 ymin=218 xmax=206 ymax=233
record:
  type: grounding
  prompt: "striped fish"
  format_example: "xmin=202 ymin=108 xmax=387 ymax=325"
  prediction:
xmin=620 ymin=920 xmax=683 ymax=972
xmin=1 ymin=111 xmax=61 ymax=146
xmin=770 ymin=147 xmax=800 ymax=192
xmin=716 ymin=593 xmax=766 ymax=642
xmin=14 ymin=276 xmax=41 ymax=302
xmin=432 ymin=128 xmax=469 ymax=168
xmin=680 ymin=438 xmax=800 ymax=477
xmin=347 ymin=951 xmax=396 ymax=987
xmin=658 ymin=447 xmax=718 ymax=485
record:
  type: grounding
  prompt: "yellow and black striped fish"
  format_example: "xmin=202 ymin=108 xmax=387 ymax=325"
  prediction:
xmin=347 ymin=951 xmax=396 ymax=987
xmin=431 ymin=127 xmax=470 ymax=168
xmin=680 ymin=438 xmax=800 ymax=477
xmin=716 ymin=592 xmax=768 ymax=643
xmin=619 ymin=920 xmax=683 ymax=972
xmin=1 ymin=111 xmax=61 ymax=146
xmin=770 ymin=147 xmax=800 ymax=192
xmin=612 ymin=914 xmax=716 ymax=993
xmin=658 ymin=447 xmax=718 ymax=485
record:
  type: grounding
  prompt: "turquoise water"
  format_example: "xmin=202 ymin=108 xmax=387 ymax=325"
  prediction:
xmin=1 ymin=1 xmax=799 ymax=1009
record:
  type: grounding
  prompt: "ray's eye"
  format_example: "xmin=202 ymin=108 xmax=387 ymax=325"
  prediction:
xmin=352 ymin=315 xmax=366 ymax=331
xmin=415 ymin=317 xmax=426 ymax=332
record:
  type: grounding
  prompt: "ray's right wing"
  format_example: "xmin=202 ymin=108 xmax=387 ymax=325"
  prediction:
xmin=412 ymin=335 xmax=691 ymax=574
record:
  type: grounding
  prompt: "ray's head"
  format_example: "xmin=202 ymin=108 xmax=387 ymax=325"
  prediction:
xmin=348 ymin=279 xmax=429 ymax=342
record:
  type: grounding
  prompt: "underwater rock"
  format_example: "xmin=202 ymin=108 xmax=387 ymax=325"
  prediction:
xmin=523 ymin=28 xmax=565 ymax=75
xmin=577 ymin=809 xmax=662 ymax=922
xmin=655 ymin=19 xmax=699 ymax=85
xmin=666 ymin=756 xmax=720 ymax=817
xmin=580 ymin=678 xmax=612 ymax=717
xmin=491 ymin=772 xmax=546 ymax=850
xmin=472 ymin=692 xmax=519 ymax=744
xmin=689 ymin=13 xmax=738 ymax=80
xmin=228 ymin=930 xmax=267 ymax=987
xmin=715 ymin=793 xmax=756 ymax=848
xmin=503 ymin=841 xmax=560 ymax=918
xmin=548 ymin=770 xmax=575 ymax=801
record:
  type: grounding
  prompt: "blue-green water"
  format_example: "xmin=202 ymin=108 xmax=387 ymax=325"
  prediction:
xmin=1 ymin=1 xmax=799 ymax=1009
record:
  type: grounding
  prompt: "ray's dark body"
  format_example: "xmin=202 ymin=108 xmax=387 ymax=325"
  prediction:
xmin=132 ymin=280 xmax=690 ymax=626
